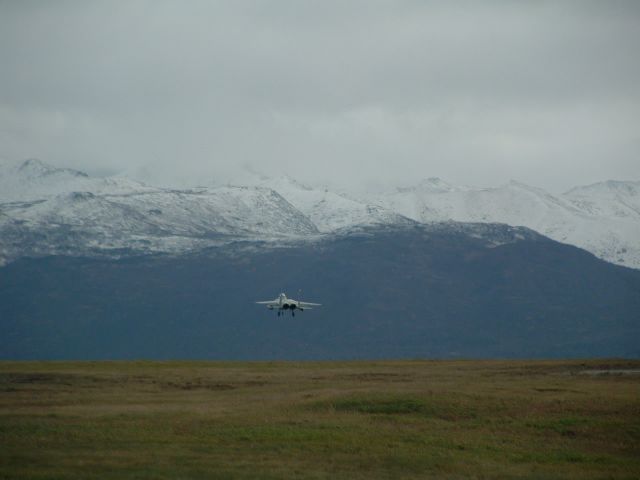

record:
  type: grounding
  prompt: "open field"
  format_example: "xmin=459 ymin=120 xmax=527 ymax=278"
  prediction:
xmin=1 ymin=359 xmax=639 ymax=479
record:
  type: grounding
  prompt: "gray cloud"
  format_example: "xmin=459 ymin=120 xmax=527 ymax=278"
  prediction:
xmin=1 ymin=1 xmax=639 ymax=191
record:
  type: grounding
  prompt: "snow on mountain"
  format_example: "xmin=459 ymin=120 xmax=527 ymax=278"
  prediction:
xmin=565 ymin=180 xmax=640 ymax=219
xmin=224 ymin=172 xmax=412 ymax=232
xmin=371 ymin=178 xmax=640 ymax=269
xmin=1 ymin=159 xmax=638 ymax=269
xmin=0 ymin=160 xmax=318 ymax=264
xmin=216 ymin=170 xmax=640 ymax=269
xmin=0 ymin=158 xmax=157 ymax=202
xmin=376 ymin=179 xmax=584 ymax=228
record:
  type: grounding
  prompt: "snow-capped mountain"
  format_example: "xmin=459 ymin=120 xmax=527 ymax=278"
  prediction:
xmin=565 ymin=180 xmax=640 ymax=220
xmin=225 ymin=173 xmax=411 ymax=232
xmin=370 ymin=178 xmax=640 ymax=269
xmin=0 ymin=160 xmax=319 ymax=264
xmin=0 ymin=158 xmax=154 ymax=201
xmin=1 ymin=159 xmax=638 ymax=269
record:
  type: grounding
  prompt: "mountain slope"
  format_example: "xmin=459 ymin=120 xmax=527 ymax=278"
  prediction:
xmin=565 ymin=180 xmax=640 ymax=219
xmin=0 ymin=160 xmax=319 ymax=264
xmin=2 ymin=224 xmax=638 ymax=360
xmin=0 ymin=158 xmax=153 ymax=201
xmin=372 ymin=179 xmax=640 ymax=268
xmin=226 ymin=174 xmax=411 ymax=232
xmin=0 ymin=186 xmax=319 ymax=263
xmin=1 ymin=159 xmax=639 ymax=269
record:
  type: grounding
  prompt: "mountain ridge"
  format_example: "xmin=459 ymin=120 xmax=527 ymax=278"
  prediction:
xmin=1 ymin=158 xmax=639 ymax=269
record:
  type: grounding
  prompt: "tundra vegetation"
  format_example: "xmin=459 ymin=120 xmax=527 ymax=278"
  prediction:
xmin=0 ymin=359 xmax=639 ymax=479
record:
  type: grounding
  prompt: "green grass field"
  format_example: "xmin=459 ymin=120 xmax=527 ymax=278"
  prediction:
xmin=1 ymin=359 xmax=639 ymax=479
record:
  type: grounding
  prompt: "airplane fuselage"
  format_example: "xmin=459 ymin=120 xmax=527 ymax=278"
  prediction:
xmin=257 ymin=292 xmax=320 ymax=316
xmin=277 ymin=293 xmax=298 ymax=310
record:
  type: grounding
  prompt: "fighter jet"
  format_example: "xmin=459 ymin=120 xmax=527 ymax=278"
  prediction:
xmin=256 ymin=292 xmax=321 ymax=317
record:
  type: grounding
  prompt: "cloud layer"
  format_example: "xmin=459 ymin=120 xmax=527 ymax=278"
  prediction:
xmin=1 ymin=1 xmax=639 ymax=191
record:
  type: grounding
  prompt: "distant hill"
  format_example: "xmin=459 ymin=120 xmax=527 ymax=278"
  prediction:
xmin=2 ymin=224 xmax=638 ymax=360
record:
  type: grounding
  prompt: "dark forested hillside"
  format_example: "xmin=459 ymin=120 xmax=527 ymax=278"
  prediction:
xmin=1 ymin=224 xmax=639 ymax=360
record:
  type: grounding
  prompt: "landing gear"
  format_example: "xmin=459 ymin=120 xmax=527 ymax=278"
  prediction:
xmin=276 ymin=306 xmax=297 ymax=317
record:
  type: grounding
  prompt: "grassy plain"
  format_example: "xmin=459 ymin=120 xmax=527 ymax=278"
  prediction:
xmin=0 ymin=359 xmax=639 ymax=479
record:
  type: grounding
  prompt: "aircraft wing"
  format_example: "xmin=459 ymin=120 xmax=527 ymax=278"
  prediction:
xmin=299 ymin=302 xmax=321 ymax=308
xmin=256 ymin=300 xmax=278 ymax=306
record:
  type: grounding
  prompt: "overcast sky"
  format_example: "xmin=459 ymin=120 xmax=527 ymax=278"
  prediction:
xmin=1 ymin=1 xmax=639 ymax=192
